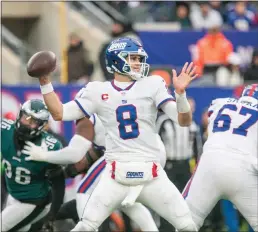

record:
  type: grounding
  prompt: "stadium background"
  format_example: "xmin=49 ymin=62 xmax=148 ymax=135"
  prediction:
xmin=1 ymin=1 xmax=258 ymax=231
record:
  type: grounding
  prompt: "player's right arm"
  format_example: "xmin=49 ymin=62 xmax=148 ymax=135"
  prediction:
xmin=38 ymin=76 xmax=96 ymax=121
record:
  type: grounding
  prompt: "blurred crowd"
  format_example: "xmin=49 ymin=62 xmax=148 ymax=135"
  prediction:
xmin=109 ymin=1 xmax=258 ymax=30
xmin=66 ymin=1 xmax=258 ymax=88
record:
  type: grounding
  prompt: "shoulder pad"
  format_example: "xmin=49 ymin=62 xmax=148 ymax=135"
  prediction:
xmin=75 ymin=82 xmax=103 ymax=100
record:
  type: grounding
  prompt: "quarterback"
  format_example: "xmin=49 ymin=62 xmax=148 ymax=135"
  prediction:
xmin=30 ymin=37 xmax=198 ymax=231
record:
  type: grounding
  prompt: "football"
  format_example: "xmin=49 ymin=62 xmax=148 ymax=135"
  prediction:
xmin=27 ymin=51 xmax=56 ymax=78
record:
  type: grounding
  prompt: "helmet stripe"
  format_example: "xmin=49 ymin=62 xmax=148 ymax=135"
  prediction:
xmin=248 ymin=84 xmax=258 ymax=97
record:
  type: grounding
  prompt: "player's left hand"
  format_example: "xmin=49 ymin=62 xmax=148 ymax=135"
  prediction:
xmin=172 ymin=62 xmax=198 ymax=94
xmin=22 ymin=141 xmax=47 ymax=162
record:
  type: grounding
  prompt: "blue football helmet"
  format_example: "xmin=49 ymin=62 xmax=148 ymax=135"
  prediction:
xmin=241 ymin=84 xmax=258 ymax=100
xmin=105 ymin=37 xmax=149 ymax=81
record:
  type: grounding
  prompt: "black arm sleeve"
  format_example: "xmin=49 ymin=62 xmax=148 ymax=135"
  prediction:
xmin=46 ymin=166 xmax=66 ymax=220
xmin=64 ymin=163 xmax=80 ymax=178
xmin=64 ymin=146 xmax=105 ymax=178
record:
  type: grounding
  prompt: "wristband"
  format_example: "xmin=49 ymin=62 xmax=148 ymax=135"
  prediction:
xmin=174 ymin=91 xmax=191 ymax=113
xmin=40 ymin=82 xmax=54 ymax=95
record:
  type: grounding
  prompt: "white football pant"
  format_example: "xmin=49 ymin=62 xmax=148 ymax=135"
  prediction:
xmin=1 ymin=195 xmax=50 ymax=231
xmin=183 ymin=150 xmax=258 ymax=231
xmin=72 ymin=162 xmax=197 ymax=232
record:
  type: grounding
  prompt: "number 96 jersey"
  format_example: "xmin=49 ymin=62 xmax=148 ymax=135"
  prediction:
xmin=1 ymin=119 xmax=63 ymax=201
xmin=75 ymin=75 xmax=175 ymax=163
xmin=205 ymin=97 xmax=258 ymax=159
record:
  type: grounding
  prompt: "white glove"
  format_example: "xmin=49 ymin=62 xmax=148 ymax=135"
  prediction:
xmin=22 ymin=141 xmax=47 ymax=161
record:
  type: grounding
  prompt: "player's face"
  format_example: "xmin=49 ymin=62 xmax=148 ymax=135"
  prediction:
xmin=20 ymin=112 xmax=40 ymax=129
xmin=126 ymin=54 xmax=141 ymax=73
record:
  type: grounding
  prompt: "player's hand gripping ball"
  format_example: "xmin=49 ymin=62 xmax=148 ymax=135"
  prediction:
xmin=27 ymin=51 xmax=56 ymax=78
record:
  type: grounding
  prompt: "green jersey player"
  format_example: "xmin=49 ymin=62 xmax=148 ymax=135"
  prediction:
xmin=1 ymin=99 xmax=65 ymax=232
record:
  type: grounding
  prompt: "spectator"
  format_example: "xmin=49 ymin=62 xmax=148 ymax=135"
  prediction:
xmin=98 ymin=21 xmax=140 ymax=81
xmin=216 ymin=52 xmax=244 ymax=87
xmin=209 ymin=1 xmax=227 ymax=22
xmin=226 ymin=1 xmax=258 ymax=15
xmin=226 ymin=1 xmax=255 ymax=31
xmin=193 ymin=17 xmax=233 ymax=77
xmin=175 ymin=2 xmax=192 ymax=29
xmin=149 ymin=2 xmax=176 ymax=22
xmin=67 ymin=33 xmax=94 ymax=84
xmin=244 ymin=48 xmax=258 ymax=83
xmin=190 ymin=1 xmax=223 ymax=30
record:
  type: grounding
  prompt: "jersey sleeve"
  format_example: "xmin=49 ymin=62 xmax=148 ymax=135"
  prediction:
xmin=45 ymin=134 xmax=64 ymax=170
xmin=92 ymin=115 xmax=106 ymax=148
xmin=89 ymin=114 xmax=96 ymax=125
xmin=74 ymin=82 xmax=98 ymax=117
xmin=208 ymin=98 xmax=229 ymax=117
xmin=45 ymin=134 xmax=63 ymax=152
xmin=1 ymin=119 xmax=15 ymax=157
xmin=152 ymin=76 xmax=175 ymax=109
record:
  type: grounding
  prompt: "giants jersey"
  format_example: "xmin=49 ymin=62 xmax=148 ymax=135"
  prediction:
xmin=204 ymin=97 xmax=258 ymax=158
xmin=89 ymin=114 xmax=166 ymax=167
xmin=75 ymin=76 xmax=174 ymax=162
xmin=89 ymin=114 xmax=105 ymax=148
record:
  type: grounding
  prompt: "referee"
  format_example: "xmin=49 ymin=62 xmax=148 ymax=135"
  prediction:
xmin=156 ymin=98 xmax=203 ymax=231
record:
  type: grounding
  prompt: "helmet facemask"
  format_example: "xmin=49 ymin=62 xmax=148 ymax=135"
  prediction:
xmin=15 ymin=100 xmax=49 ymax=141
xmin=118 ymin=51 xmax=149 ymax=81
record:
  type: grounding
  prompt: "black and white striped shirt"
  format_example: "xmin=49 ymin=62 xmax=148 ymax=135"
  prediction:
xmin=156 ymin=113 xmax=203 ymax=161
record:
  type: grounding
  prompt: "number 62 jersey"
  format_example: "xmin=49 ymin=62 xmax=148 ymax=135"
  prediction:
xmin=205 ymin=97 xmax=258 ymax=159
xmin=75 ymin=76 xmax=175 ymax=163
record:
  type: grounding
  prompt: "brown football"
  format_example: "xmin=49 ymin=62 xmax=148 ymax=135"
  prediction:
xmin=27 ymin=51 xmax=56 ymax=78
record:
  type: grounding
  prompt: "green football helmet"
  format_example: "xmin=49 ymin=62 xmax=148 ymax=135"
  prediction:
xmin=15 ymin=99 xmax=50 ymax=140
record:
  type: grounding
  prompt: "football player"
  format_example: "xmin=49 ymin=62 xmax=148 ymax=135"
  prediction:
xmin=30 ymin=37 xmax=198 ymax=231
xmin=24 ymin=114 xmax=163 ymax=231
xmin=183 ymin=84 xmax=258 ymax=231
xmin=1 ymin=99 xmax=65 ymax=231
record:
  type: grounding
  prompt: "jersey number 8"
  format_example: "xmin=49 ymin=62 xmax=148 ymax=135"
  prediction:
xmin=116 ymin=105 xmax=139 ymax=140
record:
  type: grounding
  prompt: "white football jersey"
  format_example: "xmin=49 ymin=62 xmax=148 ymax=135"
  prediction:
xmin=89 ymin=114 xmax=105 ymax=148
xmin=75 ymin=76 xmax=174 ymax=162
xmin=89 ymin=114 xmax=166 ymax=167
xmin=204 ymin=97 xmax=258 ymax=159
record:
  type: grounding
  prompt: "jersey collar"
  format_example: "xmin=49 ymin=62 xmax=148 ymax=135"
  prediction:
xmin=111 ymin=80 xmax=136 ymax=92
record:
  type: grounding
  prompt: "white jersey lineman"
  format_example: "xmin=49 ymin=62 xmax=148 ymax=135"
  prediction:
xmin=183 ymin=97 xmax=258 ymax=231
xmin=76 ymin=114 xmax=164 ymax=231
xmin=72 ymin=76 xmax=196 ymax=231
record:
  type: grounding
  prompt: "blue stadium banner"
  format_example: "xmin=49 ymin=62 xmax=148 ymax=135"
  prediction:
xmin=2 ymin=84 xmax=234 ymax=141
xmin=139 ymin=30 xmax=258 ymax=67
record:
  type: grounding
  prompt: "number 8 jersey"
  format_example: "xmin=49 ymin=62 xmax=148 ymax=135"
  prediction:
xmin=205 ymin=97 xmax=258 ymax=159
xmin=75 ymin=75 xmax=175 ymax=163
